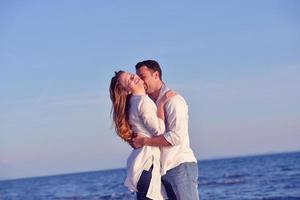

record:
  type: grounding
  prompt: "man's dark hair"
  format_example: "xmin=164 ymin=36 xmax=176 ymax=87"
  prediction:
xmin=135 ymin=60 xmax=162 ymax=80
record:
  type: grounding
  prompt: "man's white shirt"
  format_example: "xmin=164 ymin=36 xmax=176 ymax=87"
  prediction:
xmin=156 ymin=84 xmax=197 ymax=175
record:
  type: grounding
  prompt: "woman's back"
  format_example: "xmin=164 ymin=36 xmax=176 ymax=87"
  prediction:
xmin=129 ymin=94 xmax=165 ymax=137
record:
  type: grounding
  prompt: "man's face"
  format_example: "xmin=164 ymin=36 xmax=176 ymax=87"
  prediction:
xmin=136 ymin=66 xmax=157 ymax=94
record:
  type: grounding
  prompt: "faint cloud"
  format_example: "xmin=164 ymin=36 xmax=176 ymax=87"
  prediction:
xmin=173 ymin=64 xmax=300 ymax=101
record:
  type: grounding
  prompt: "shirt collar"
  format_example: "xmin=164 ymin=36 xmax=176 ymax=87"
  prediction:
xmin=156 ymin=83 xmax=170 ymax=104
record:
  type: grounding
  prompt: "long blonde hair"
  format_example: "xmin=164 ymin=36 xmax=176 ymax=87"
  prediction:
xmin=109 ymin=71 xmax=132 ymax=142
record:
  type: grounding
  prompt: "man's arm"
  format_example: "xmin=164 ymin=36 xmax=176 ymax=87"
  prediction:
xmin=132 ymin=94 xmax=188 ymax=148
xmin=132 ymin=134 xmax=171 ymax=148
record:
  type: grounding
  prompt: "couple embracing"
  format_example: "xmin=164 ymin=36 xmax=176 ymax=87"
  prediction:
xmin=109 ymin=60 xmax=199 ymax=200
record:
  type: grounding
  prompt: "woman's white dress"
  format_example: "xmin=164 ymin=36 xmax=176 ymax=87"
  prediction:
xmin=124 ymin=94 xmax=166 ymax=200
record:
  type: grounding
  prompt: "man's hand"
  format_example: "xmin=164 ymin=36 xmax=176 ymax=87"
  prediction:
xmin=128 ymin=132 xmax=137 ymax=149
xmin=131 ymin=133 xmax=146 ymax=149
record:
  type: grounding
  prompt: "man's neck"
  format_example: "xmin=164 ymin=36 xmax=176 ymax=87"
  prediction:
xmin=148 ymin=82 xmax=163 ymax=102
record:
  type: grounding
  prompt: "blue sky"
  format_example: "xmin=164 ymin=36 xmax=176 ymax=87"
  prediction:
xmin=0 ymin=0 xmax=299 ymax=180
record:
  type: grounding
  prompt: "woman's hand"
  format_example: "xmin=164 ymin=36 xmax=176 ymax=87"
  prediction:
xmin=156 ymin=90 xmax=176 ymax=121
xmin=160 ymin=90 xmax=176 ymax=105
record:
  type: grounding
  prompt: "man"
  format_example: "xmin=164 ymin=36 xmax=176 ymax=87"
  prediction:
xmin=131 ymin=60 xmax=199 ymax=200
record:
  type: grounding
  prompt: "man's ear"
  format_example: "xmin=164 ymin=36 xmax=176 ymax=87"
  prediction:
xmin=153 ymin=71 xmax=159 ymax=79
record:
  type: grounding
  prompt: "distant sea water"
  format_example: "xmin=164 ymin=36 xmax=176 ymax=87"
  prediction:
xmin=1 ymin=151 xmax=300 ymax=200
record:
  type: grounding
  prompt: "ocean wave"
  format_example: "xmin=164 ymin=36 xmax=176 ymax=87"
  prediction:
xmin=222 ymin=172 xmax=248 ymax=179
xmin=200 ymin=177 xmax=246 ymax=186
xmin=258 ymin=196 xmax=300 ymax=200
xmin=52 ymin=192 xmax=134 ymax=200
xmin=200 ymin=172 xmax=247 ymax=186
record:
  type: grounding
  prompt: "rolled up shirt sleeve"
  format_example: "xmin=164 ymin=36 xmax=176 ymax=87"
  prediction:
xmin=163 ymin=95 xmax=188 ymax=146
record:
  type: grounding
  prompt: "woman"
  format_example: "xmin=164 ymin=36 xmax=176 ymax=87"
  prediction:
xmin=109 ymin=71 xmax=174 ymax=200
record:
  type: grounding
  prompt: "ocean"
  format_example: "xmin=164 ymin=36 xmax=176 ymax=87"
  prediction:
xmin=0 ymin=151 xmax=299 ymax=200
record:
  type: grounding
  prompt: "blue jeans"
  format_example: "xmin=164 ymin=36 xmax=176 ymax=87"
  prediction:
xmin=136 ymin=165 xmax=153 ymax=200
xmin=162 ymin=162 xmax=199 ymax=200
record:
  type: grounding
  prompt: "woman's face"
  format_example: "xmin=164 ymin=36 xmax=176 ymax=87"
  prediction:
xmin=118 ymin=72 xmax=144 ymax=93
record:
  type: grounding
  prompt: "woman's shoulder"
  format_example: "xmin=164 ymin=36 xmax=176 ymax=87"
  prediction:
xmin=130 ymin=94 xmax=148 ymax=106
xmin=136 ymin=95 xmax=156 ymax=111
